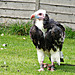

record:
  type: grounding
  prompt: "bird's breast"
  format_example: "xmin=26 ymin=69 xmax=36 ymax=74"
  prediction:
xmin=35 ymin=19 xmax=47 ymax=37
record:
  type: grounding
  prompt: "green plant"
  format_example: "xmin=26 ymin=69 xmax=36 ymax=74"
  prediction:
xmin=0 ymin=25 xmax=8 ymax=34
xmin=9 ymin=21 xmax=32 ymax=35
xmin=0 ymin=21 xmax=32 ymax=36
xmin=65 ymin=27 xmax=75 ymax=39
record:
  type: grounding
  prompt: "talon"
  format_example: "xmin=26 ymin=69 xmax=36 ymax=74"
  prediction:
xmin=43 ymin=63 xmax=47 ymax=68
xmin=50 ymin=65 xmax=55 ymax=71
xmin=47 ymin=67 xmax=51 ymax=70
xmin=50 ymin=68 xmax=54 ymax=71
xmin=38 ymin=68 xmax=44 ymax=72
xmin=47 ymin=65 xmax=55 ymax=71
xmin=47 ymin=67 xmax=55 ymax=71
xmin=44 ymin=64 xmax=47 ymax=68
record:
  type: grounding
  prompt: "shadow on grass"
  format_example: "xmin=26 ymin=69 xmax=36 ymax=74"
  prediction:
xmin=57 ymin=63 xmax=75 ymax=73
xmin=60 ymin=63 xmax=75 ymax=66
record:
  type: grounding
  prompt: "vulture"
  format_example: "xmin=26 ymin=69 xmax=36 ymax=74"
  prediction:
xmin=30 ymin=9 xmax=65 ymax=72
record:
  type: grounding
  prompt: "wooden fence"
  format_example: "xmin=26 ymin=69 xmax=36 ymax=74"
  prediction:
xmin=0 ymin=0 xmax=75 ymax=29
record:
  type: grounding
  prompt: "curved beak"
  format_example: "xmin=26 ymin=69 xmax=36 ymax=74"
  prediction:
xmin=31 ymin=14 xmax=35 ymax=19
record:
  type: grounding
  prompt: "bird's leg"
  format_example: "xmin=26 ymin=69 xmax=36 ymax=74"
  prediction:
xmin=38 ymin=61 xmax=44 ymax=72
xmin=37 ymin=49 xmax=45 ymax=72
xmin=50 ymin=61 xmax=54 ymax=71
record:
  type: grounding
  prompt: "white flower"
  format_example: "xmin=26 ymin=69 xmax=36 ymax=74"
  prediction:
xmin=23 ymin=38 xmax=26 ymax=40
xmin=4 ymin=61 xmax=6 ymax=65
xmin=0 ymin=48 xmax=3 ymax=50
xmin=1 ymin=33 xmax=4 ymax=36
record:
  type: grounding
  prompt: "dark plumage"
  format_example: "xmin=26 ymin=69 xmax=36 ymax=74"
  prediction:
xmin=30 ymin=14 xmax=65 ymax=52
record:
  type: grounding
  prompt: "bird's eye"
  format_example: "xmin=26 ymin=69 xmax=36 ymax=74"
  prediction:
xmin=38 ymin=13 xmax=42 ymax=16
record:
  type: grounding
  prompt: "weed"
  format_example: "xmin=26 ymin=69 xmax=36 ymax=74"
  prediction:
xmin=0 ymin=21 xmax=32 ymax=36
xmin=65 ymin=27 xmax=75 ymax=39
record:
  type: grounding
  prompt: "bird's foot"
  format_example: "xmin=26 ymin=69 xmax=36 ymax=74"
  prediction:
xmin=50 ymin=68 xmax=54 ymax=71
xmin=43 ymin=63 xmax=47 ymax=68
xmin=38 ymin=68 xmax=44 ymax=72
xmin=47 ymin=65 xmax=55 ymax=71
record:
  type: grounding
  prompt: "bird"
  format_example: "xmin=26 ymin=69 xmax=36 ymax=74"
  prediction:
xmin=30 ymin=9 xmax=65 ymax=72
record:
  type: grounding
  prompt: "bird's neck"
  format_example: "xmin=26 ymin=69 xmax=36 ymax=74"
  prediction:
xmin=35 ymin=19 xmax=47 ymax=37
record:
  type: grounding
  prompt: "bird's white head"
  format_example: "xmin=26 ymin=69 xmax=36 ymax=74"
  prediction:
xmin=31 ymin=9 xmax=46 ymax=20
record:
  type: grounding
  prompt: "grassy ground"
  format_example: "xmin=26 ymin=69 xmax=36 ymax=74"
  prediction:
xmin=0 ymin=34 xmax=75 ymax=75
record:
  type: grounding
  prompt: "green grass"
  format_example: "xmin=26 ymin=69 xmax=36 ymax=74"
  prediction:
xmin=0 ymin=35 xmax=75 ymax=75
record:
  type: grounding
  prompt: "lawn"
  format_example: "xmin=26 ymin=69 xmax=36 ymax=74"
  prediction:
xmin=0 ymin=34 xmax=75 ymax=75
